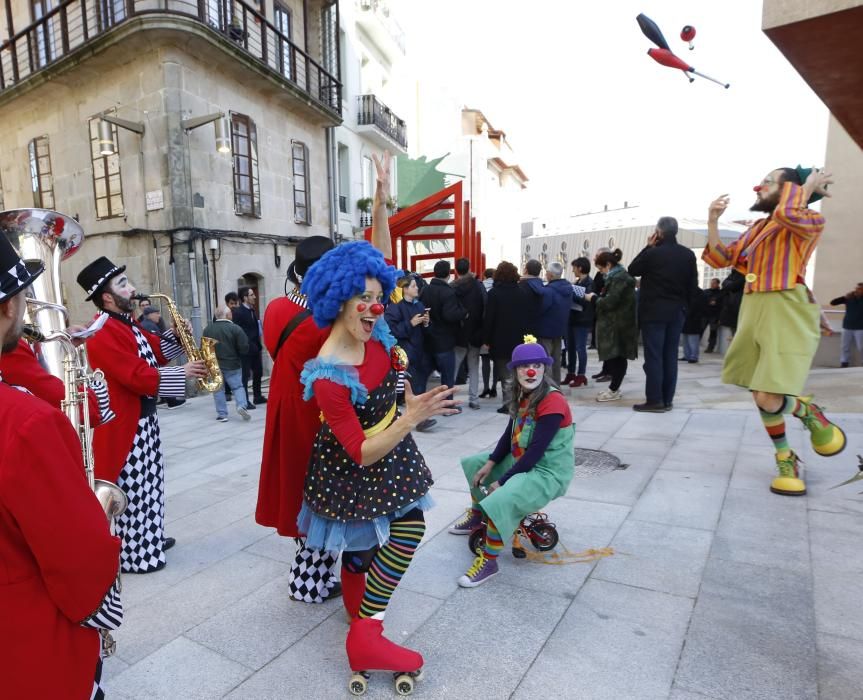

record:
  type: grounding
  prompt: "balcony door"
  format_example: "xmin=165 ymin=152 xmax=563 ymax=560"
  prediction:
xmin=274 ymin=3 xmax=292 ymax=80
xmin=97 ymin=0 xmax=126 ymax=30
xmin=30 ymin=0 xmax=55 ymax=68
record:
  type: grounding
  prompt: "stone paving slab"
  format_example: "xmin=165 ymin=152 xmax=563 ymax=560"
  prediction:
xmin=592 ymin=520 xmax=713 ymax=598
xmin=101 ymin=359 xmax=863 ymax=698
xmin=513 ymin=579 xmax=694 ymax=700
xmin=816 ymin=633 xmax=863 ymax=700
xmin=674 ymin=557 xmax=818 ymax=700
xmin=629 ymin=470 xmax=730 ymax=531
xmin=110 ymin=636 xmax=251 ymax=700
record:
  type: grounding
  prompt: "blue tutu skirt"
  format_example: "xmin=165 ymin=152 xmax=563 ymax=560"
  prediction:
xmin=297 ymin=494 xmax=435 ymax=553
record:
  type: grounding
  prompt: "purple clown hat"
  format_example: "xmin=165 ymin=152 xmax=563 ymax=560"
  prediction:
xmin=507 ymin=335 xmax=553 ymax=369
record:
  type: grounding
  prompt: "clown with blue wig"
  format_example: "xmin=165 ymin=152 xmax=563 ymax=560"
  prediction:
xmin=298 ymin=240 xmax=457 ymax=689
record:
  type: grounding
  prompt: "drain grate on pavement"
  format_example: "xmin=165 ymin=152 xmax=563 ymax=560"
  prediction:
xmin=573 ymin=448 xmax=625 ymax=478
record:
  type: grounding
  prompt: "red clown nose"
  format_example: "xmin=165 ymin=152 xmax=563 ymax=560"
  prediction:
xmin=753 ymin=186 xmax=762 ymax=192
xmin=526 ymin=368 xmax=537 ymax=378
xmin=370 ymin=303 xmax=385 ymax=316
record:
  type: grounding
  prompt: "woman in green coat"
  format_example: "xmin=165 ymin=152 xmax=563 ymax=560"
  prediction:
xmin=585 ymin=248 xmax=638 ymax=402
xmin=448 ymin=337 xmax=575 ymax=587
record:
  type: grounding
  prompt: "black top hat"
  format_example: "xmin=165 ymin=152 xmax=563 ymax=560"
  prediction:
xmin=77 ymin=256 xmax=127 ymax=301
xmin=287 ymin=236 xmax=335 ymax=286
xmin=0 ymin=232 xmax=44 ymax=303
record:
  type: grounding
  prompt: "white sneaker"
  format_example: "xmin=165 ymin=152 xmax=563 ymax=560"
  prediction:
xmin=237 ymin=406 xmax=251 ymax=421
xmin=596 ymin=389 xmax=622 ymax=402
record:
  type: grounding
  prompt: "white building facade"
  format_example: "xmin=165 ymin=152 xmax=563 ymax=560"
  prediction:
xmin=332 ymin=0 xmax=407 ymax=241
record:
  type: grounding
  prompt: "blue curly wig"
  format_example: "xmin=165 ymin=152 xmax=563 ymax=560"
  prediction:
xmin=301 ymin=241 xmax=398 ymax=328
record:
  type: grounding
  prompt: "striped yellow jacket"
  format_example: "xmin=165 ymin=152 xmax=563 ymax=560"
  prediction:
xmin=702 ymin=182 xmax=824 ymax=294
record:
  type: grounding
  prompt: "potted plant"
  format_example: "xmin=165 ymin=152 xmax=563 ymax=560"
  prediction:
xmin=356 ymin=197 xmax=373 ymax=213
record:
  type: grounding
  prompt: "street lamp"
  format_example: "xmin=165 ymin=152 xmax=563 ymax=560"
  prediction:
xmin=98 ymin=115 xmax=145 ymax=156
xmin=181 ymin=112 xmax=231 ymax=153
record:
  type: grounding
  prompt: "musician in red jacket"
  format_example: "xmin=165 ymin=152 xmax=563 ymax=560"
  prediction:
xmin=0 ymin=235 xmax=122 ymax=699
xmin=77 ymin=256 xmax=206 ymax=573
xmin=256 ymin=151 xmax=394 ymax=604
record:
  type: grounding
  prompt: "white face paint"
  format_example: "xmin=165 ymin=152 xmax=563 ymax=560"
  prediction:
xmin=516 ymin=362 xmax=545 ymax=393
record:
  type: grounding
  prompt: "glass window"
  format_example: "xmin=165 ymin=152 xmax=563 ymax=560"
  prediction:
xmin=292 ymin=140 xmax=311 ymax=224
xmin=230 ymin=112 xmax=261 ymax=217
xmin=88 ymin=118 xmax=124 ymax=219
xmin=28 ymin=135 xmax=55 ymax=209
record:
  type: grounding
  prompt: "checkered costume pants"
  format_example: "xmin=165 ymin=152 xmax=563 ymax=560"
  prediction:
xmin=288 ymin=539 xmax=339 ymax=603
xmin=116 ymin=415 xmax=166 ymax=573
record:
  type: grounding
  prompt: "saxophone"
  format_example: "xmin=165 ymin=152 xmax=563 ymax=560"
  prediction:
xmin=133 ymin=293 xmax=223 ymax=393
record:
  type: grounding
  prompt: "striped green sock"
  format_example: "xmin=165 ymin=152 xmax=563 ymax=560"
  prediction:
xmin=483 ymin=518 xmax=504 ymax=559
xmin=760 ymin=408 xmax=791 ymax=456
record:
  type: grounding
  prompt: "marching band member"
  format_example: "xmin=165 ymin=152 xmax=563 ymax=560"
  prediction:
xmin=77 ymin=257 xmax=206 ymax=573
xmin=0 ymin=235 xmax=121 ymax=699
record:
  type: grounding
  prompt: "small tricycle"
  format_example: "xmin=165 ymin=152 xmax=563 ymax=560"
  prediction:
xmin=468 ymin=512 xmax=559 ymax=559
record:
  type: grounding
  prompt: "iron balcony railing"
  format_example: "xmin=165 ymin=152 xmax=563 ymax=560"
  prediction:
xmin=0 ymin=0 xmax=341 ymax=114
xmin=357 ymin=94 xmax=407 ymax=149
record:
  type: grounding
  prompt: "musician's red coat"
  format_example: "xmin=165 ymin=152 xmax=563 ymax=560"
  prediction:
xmin=256 ymin=296 xmax=329 ymax=537
xmin=86 ymin=315 xmax=169 ymax=483
xmin=3 ymin=339 xmax=101 ymax=419
xmin=0 ymin=381 xmax=120 ymax=699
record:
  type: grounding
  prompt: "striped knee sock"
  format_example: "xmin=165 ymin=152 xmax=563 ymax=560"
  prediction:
xmin=482 ymin=519 xmax=504 ymax=559
xmin=358 ymin=517 xmax=426 ymax=619
xmin=760 ymin=406 xmax=790 ymax=456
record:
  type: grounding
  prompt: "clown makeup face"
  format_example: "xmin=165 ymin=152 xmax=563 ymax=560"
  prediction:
xmin=340 ymin=277 xmax=385 ymax=343
xmin=516 ymin=362 xmax=545 ymax=392
xmin=750 ymin=170 xmax=784 ymax=213
xmin=102 ymin=274 xmax=137 ymax=314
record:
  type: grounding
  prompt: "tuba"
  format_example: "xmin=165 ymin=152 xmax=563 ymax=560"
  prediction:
xmin=2 ymin=208 xmax=127 ymax=657
xmin=133 ymin=293 xmax=223 ymax=392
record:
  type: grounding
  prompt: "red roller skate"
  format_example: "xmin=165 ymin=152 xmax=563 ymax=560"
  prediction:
xmin=346 ymin=617 xmax=424 ymax=696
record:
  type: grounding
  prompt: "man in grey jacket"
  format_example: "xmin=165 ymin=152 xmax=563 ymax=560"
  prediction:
xmin=202 ymin=306 xmax=252 ymax=422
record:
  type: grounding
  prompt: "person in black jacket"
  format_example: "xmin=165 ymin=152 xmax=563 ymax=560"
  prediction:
xmin=627 ymin=217 xmax=697 ymax=412
xmin=483 ymin=261 xmax=535 ymax=413
xmin=681 ymin=286 xmax=707 ymax=363
xmin=419 ymin=260 xmax=467 ymax=393
xmin=452 ymin=258 xmax=487 ymax=409
xmin=384 ymin=274 xmax=436 ymax=431
xmin=704 ymin=278 xmax=723 ymax=353
xmin=717 ymin=270 xmax=745 ymax=355
xmin=232 ymin=286 xmax=267 ymax=409
xmin=830 ymin=282 xmax=863 ymax=367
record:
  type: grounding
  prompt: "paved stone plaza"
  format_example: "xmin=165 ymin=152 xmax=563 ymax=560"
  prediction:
xmin=103 ymin=357 xmax=863 ymax=699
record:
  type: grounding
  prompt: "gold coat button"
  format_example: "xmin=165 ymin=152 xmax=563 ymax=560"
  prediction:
xmin=745 ymin=273 xmax=758 ymax=283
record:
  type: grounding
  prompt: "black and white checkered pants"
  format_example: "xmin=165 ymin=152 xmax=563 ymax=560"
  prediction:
xmin=116 ymin=415 xmax=166 ymax=573
xmin=288 ymin=539 xmax=339 ymax=603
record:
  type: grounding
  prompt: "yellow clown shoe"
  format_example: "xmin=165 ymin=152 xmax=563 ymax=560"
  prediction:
xmin=770 ymin=452 xmax=806 ymax=496
xmin=799 ymin=398 xmax=847 ymax=457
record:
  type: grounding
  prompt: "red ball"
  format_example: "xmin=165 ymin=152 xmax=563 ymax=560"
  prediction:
xmin=370 ymin=303 xmax=385 ymax=316
xmin=526 ymin=368 xmax=537 ymax=378
xmin=680 ymin=25 xmax=696 ymax=42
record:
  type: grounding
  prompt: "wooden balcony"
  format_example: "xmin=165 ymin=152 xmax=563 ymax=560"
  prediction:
xmin=0 ymin=0 xmax=341 ymax=116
